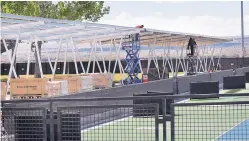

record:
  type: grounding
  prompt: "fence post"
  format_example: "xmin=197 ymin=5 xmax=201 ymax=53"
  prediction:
xmin=162 ymin=99 xmax=167 ymax=141
xmin=49 ymin=101 xmax=54 ymax=141
xmin=57 ymin=108 xmax=62 ymax=141
xmin=171 ymin=104 xmax=175 ymax=141
xmin=155 ymin=104 xmax=159 ymax=141
xmin=43 ymin=109 xmax=47 ymax=141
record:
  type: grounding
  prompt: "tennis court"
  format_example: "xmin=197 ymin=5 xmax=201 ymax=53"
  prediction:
xmin=216 ymin=119 xmax=249 ymax=141
xmin=78 ymin=86 xmax=249 ymax=141
xmin=173 ymin=102 xmax=249 ymax=141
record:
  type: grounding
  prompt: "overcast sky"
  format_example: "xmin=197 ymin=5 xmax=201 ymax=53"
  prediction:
xmin=98 ymin=1 xmax=249 ymax=37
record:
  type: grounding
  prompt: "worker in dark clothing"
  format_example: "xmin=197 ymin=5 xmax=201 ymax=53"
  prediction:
xmin=187 ymin=37 xmax=197 ymax=56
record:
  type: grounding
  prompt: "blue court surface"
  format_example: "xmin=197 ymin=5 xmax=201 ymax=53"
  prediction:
xmin=216 ymin=119 xmax=249 ymax=140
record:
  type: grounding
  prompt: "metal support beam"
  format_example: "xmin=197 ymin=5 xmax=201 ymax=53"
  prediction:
xmin=26 ymin=36 xmax=32 ymax=77
xmin=2 ymin=39 xmax=17 ymax=78
xmin=34 ymin=40 xmax=43 ymax=78
xmin=7 ymin=34 xmax=19 ymax=89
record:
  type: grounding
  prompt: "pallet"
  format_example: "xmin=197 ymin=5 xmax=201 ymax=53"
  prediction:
xmin=93 ymin=87 xmax=106 ymax=90
xmin=11 ymin=94 xmax=47 ymax=99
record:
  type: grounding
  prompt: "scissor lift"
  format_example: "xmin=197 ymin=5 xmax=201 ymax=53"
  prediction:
xmin=122 ymin=33 xmax=141 ymax=85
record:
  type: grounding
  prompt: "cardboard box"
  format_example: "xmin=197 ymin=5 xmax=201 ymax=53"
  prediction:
xmin=54 ymin=76 xmax=81 ymax=94
xmin=91 ymin=73 xmax=112 ymax=88
xmin=1 ymin=82 xmax=7 ymax=100
xmin=46 ymin=81 xmax=68 ymax=96
xmin=10 ymin=78 xmax=49 ymax=95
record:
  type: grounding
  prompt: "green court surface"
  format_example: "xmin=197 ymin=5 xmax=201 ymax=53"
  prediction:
xmin=173 ymin=85 xmax=249 ymax=141
xmin=80 ymin=85 xmax=249 ymax=141
xmin=81 ymin=117 xmax=157 ymax=141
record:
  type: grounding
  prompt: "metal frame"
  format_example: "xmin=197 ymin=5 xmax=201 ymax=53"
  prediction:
xmin=1 ymin=13 xmax=231 ymax=86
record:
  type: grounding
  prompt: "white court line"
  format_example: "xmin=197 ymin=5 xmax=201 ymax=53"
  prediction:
xmin=81 ymin=116 xmax=132 ymax=133
xmin=212 ymin=118 xmax=248 ymax=141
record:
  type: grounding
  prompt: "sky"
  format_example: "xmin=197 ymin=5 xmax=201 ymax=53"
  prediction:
xmin=98 ymin=1 xmax=249 ymax=37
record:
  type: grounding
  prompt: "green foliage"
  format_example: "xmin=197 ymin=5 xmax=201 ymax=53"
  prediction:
xmin=0 ymin=1 xmax=110 ymax=22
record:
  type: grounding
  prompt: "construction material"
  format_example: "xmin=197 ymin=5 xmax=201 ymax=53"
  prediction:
xmin=80 ymin=75 xmax=93 ymax=91
xmin=54 ymin=76 xmax=81 ymax=94
xmin=1 ymin=82 xmax=7 ymax=100
xmin=53 ymin=73 xmax=112 ymax=92
xmin=90 ymin=73 xmax=112 ymax=89
xmin=10 ymin=78 xmax=49 ymax=97
xmin=46 ymin=81 xmax=68 ymax=96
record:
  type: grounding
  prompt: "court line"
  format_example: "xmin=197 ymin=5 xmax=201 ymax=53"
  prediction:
xmin=81 ymin=116 xmax=132 ymax=133
xmin=213 ymin=118 xmax=248 ymax=141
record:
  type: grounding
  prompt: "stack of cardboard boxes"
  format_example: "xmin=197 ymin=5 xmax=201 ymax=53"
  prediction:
xmin=6 ymin=73 xmax=113 ymax=99
xmin=53 ymin=75 xmax=82 ymax=94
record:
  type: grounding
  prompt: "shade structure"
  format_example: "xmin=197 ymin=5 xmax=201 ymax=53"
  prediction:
xmin=1 ymin=13 xmax=231 ymax=46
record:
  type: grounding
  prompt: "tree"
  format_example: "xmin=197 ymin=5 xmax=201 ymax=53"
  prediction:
xmin=1 ymin=1 xmax=110 ymax=22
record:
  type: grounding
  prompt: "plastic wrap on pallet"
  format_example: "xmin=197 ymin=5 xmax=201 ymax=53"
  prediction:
xmin=46 ymin=81 xmax=68 ymax=97
xmin=80 ymin=75 xmax=93 ymax=91
xmin=1 ymin=82 xmax=7 ymax=100
xmin=80 ymin=73 xmax=112 ymax=89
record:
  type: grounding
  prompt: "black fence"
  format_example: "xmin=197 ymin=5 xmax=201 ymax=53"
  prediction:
xmin=171 ymin=101 xmax=249 ymax=141
xmin=1 ymin=93 xmax=249 ymax=141
xmin=58 ymin=104 xmax=159 ymax=141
